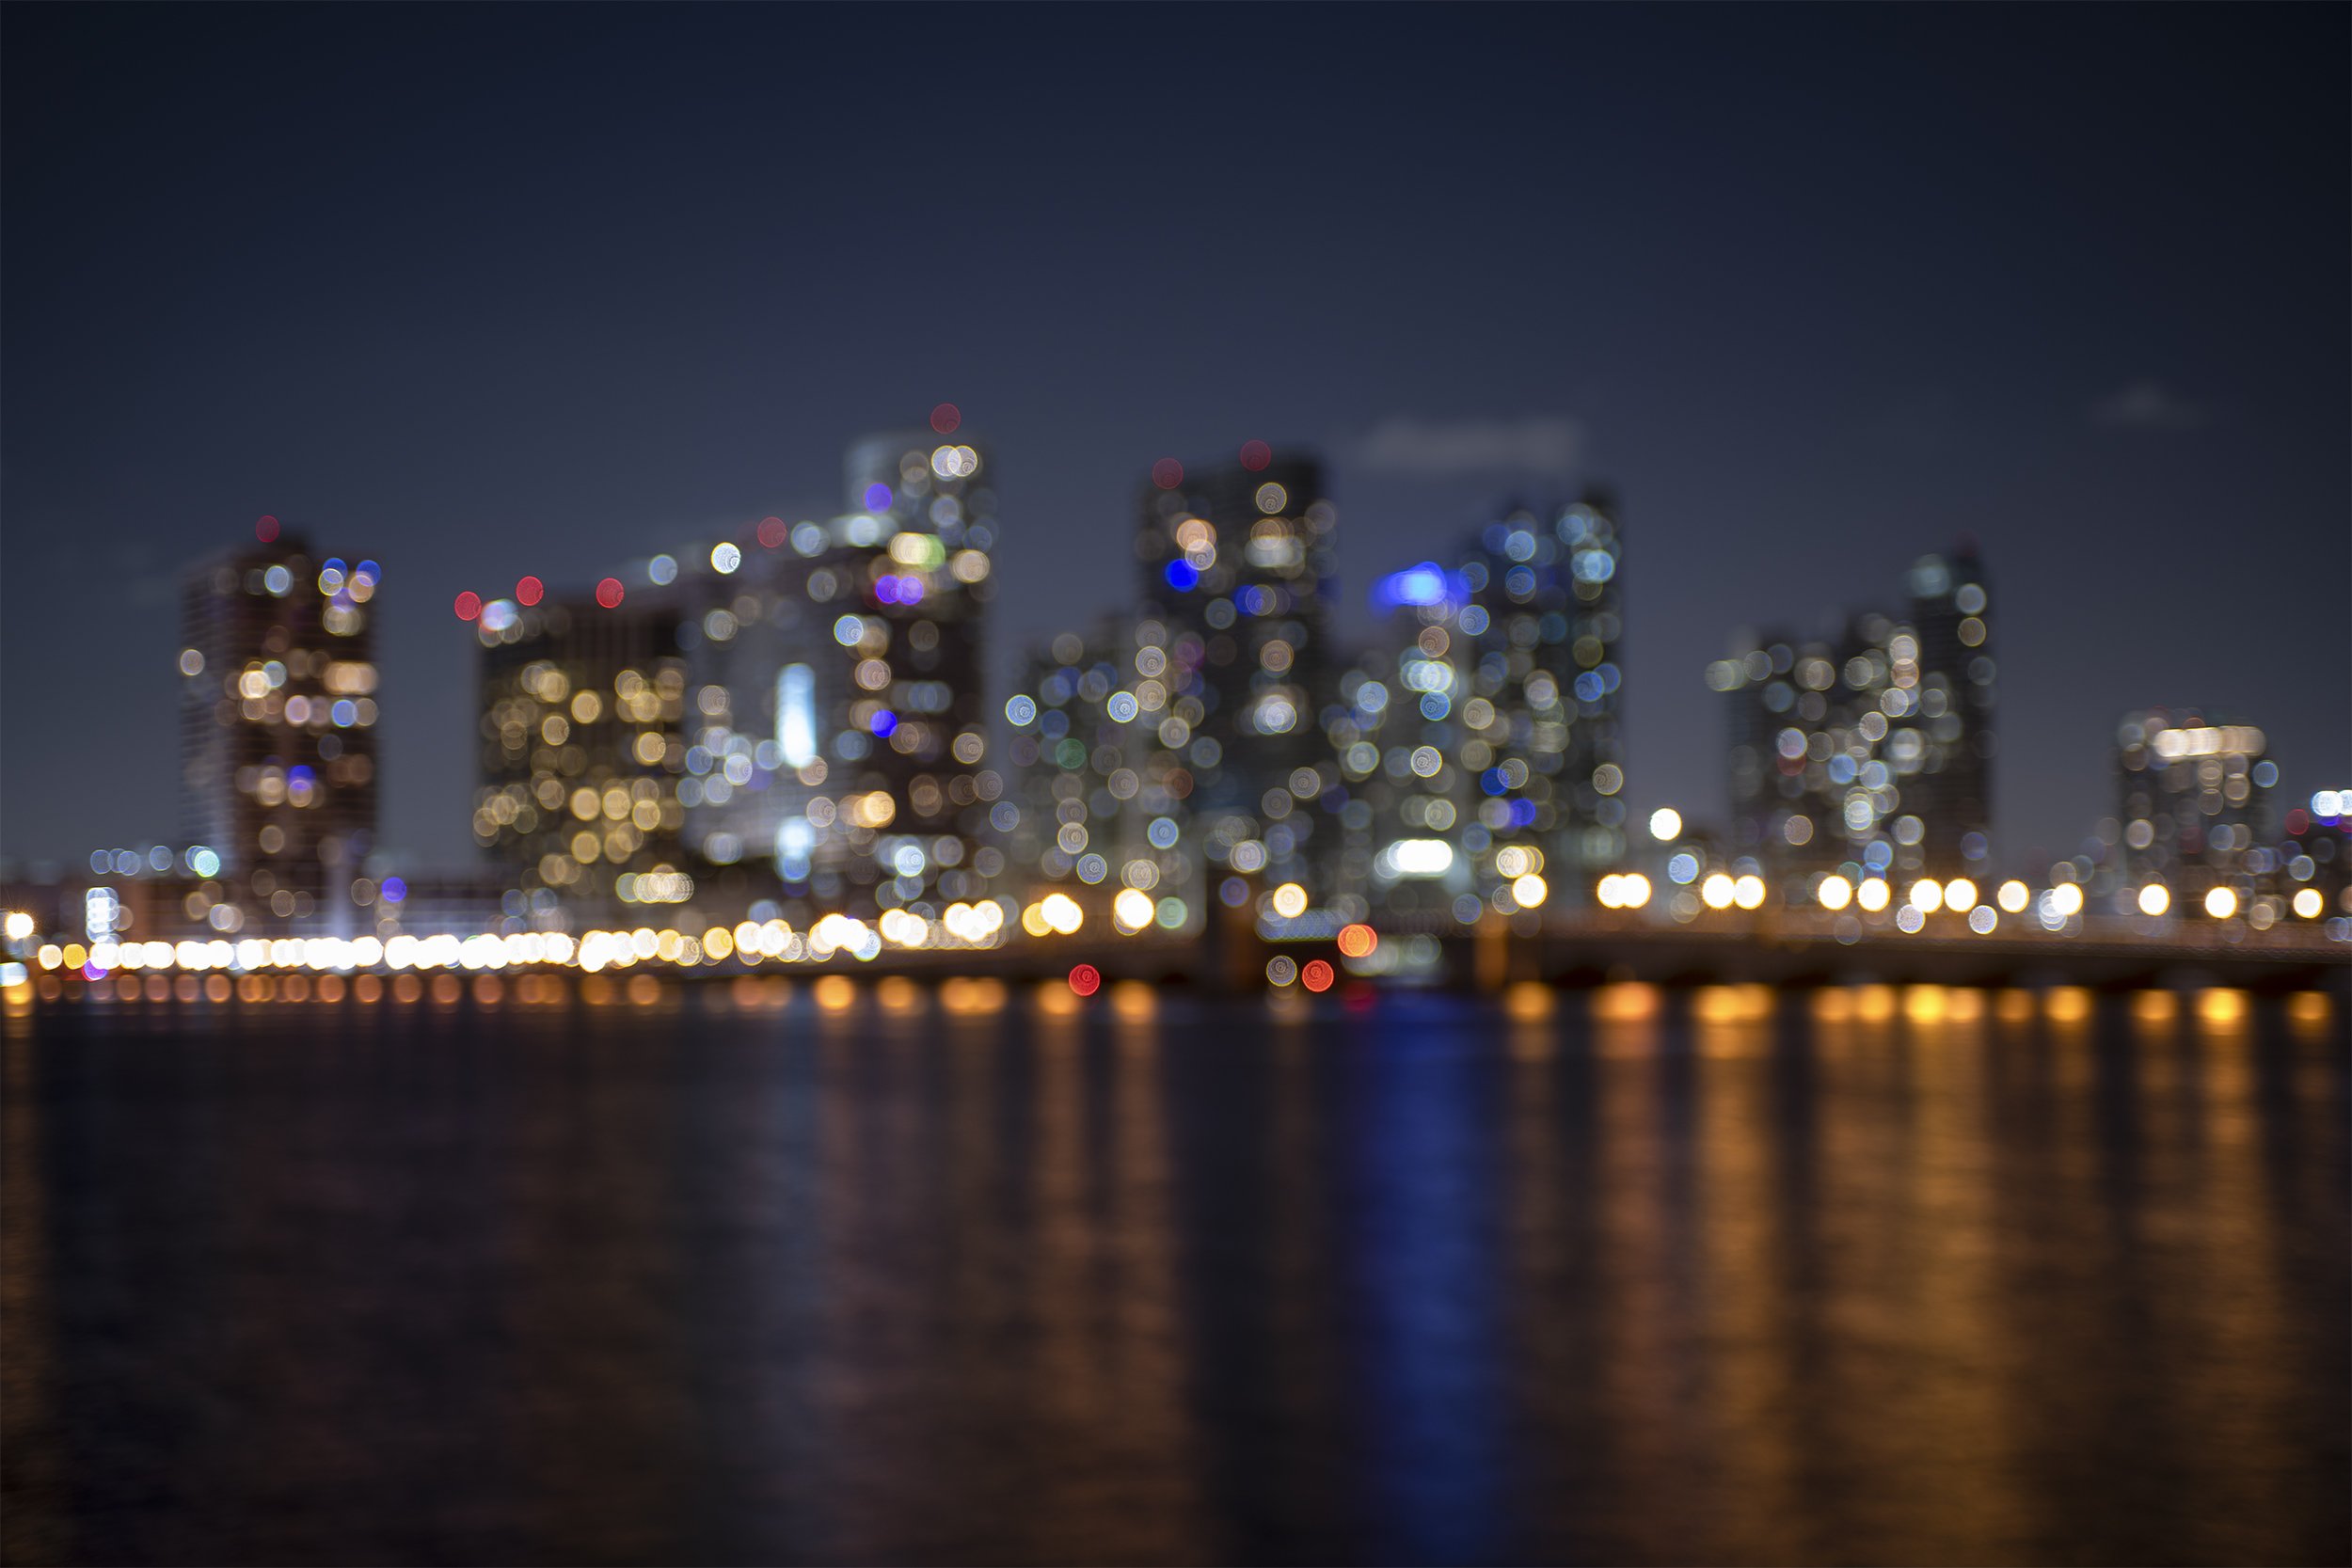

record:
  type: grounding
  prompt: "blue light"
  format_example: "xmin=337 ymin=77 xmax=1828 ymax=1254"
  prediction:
xmin=1164 ymin=560 xmax=1199 ymax=591
xmin=381 ymin=877 xmax=406 ymax=904
xmin=863 ymin=483 xmax=893 ymax=512
xmin=870 ymin=709 xmax=898 ymax=737
xmin=1373 ymin=562 xmax=1453 ymax=609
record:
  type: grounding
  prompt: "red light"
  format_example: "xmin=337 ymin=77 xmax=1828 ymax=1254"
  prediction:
xmin=1152 ymin=457 xmax=1184 ymax=489
xmin=255 ymin=515 xmax=279 ymax=543
xmin=1301 ymin=959 xmax=1335 ymax=993
xmin=453 ymin=591 xmax=482 ymax=621
xmin=931 ymin=403 xmax=961 ymax=435
xmin=1067 ymin=963 xmax=1101 ymax=998
xmin=1337 ymin=924 xmax=1377 ymax=958
xmin=2286 ymin=808 xmax=2311 ymax=834
xmin=515 ymin=575 xmax=544 ymax=607
xmin=595 ymin=578 xmax=625 ymax=609
xmin=1239 ymin=440 xmax=1271 ymax=471
xmin=757 ymin=515 xmax=787 ymax=549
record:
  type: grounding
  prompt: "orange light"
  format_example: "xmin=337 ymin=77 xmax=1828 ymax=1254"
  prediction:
xmin=1301 ymin=959 xmax=1335 ymax=993
xmin=1067 ymin=963 xmax=1101 ymax=998
xmin=1336 ymin=923 xmax=1377 ymax=958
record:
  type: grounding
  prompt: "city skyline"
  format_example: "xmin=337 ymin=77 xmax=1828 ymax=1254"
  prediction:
xmin=3 ymin=5 xmax=2345 ymax=874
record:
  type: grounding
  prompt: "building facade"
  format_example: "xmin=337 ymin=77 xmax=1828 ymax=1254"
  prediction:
xmin=1711 ymin=544 xmax=1993 ymax=897
xmin=179 ymin=535 xmax=381 ymax=934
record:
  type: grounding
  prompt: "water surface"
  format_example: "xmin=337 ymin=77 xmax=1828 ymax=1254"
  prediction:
xmin=5 ymin=981 xmax=2345 ymax=1564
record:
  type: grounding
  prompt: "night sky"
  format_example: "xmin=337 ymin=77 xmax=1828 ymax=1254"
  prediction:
xmin=4 ymin=5 xmax=2344 ymax=873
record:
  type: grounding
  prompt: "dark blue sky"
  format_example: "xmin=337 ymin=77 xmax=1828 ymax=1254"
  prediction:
xmin=5 ymin=4 xmax=2344 ymax=872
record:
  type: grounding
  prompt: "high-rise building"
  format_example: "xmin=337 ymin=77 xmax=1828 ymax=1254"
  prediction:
xmin=1133 ymin=450 xmax=1341 ymax=903
xmin=472 ymin=591 xmax=690 ymax=928
xmin=179 ymin=532 xmax=381 ymax=934
xmin=1710 ymin=544 xmax=1993 ymax=896
xmin=1326 ymin=490 xmax=1626 ymax=924
xmin=744 ymin=429 xmax=1001 ymax=917
xmin=2113 ymin=707 xmax=2272 ymax=915
xmin=1001 ymin=617 xmax=1196 ymax=930
xmin=1459 ymin=494 xmax=1628 ymax=904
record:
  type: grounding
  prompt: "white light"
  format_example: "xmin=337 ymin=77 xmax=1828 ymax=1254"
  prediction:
xmin=1270 ymin=882 xmax=1309 ymax=919
xmin=2202 ymin=886 xmax=2237 ymax=920
xmin=1816 ymin=877 xmax=1852 ymax=911
xmin=1701 ymin=874 xmax=1736 ymax=911
xmin=1857 ymin=879 xmax=1892 ymax=912
xmin=1909 ymin=879 xmax=1945 ymax=914
xmin=1375 ymin=839 xmax=1455 ymax=880
xmin=1616 ymin=873 xmax=1651 ymax=909
xmin=2293 ymin=888 xmax=2324 ymax=918
xmin=2137 ymin=884 xmax=2171 ymax=917
xmin=1113 ymin=888 xmax=1155 ymax=932
xmin=1944 ymin=878 xmax=1978 ymax=913
xmin=1996 ymin=879 xmax=2029 ymax=913
xmin=1648 ymin=807 xmax=1682 ymax=842
xmin=1732 ymin=875 xmax=1766 ymax=911
xmin=1511 ymin=874 xmax=1549 ymax=910
xmin=711 ymin=542 xmax=741 ymax=575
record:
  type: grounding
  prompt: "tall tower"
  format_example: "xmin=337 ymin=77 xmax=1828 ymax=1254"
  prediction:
xmin=179 ymin=531 xmax=381 ymax=935
xmin=1461 ymin=491 xmax=1627 ymax=906
xmin=472 ymin=589 xmax=688 ymax=929
xmin=1710 ymin=542 xmax=1994 ymax=897
xmin=1133 ymin=450 xmax=1340 ymax=903
xmin=749 ymin=426 xmax=1001 ymax=916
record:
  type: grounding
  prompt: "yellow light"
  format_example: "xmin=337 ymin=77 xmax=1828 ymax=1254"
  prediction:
xmin=1041 ymin=893 xmax=1085 ymax=935
xmin=1270 ymin=882 xmax=1309 ymax=919
xmin=1617 ymin=873 xmax=1651 ymax=909
xmin=1648 ymin=807 xmax=1682 ymax=842
xmin=2293 ymin=888 xmax=2324 ymax=919
xmin=1816 ymin=877 xmax=1852 ymax=911
xmin=1732 ymin=875 xmax=1766 ymax=911
xmin=1112 ymin=887 xmax=1155 ymax=932
xmin=1909 ymin=878 xmax=1945 ymax=914
xmin=702 ymin=926 xmax=735 ymax=960
xmin=1996 ymin=879 xmax=2029 ymax=913
xmin=1857 ymin=879 xmax=1892 ymax=912
xmin=1511 ymin=873 xmax=1548 ymax=910
xmin=1021 ymin=901 xmax=1051 ymax=938
xmin=1944 ymin=878 xmax=1977 ymax=912
xmin=1700 ymin=874 xmax=1736 ymax=910
xmin=2137 ymin=884 xmax=2170 ymax=917
xmin=2201 ymin=886 xmax=2236 ymax=920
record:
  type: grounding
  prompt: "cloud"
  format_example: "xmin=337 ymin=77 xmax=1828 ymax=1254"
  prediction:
xmin=2091 ymin=380 xmax=2208 ymax=432
xmin=1356 ymin=413 xmax=1585 ymax=478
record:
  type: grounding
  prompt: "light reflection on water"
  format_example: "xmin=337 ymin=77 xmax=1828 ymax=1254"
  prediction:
xmin=2 ymin=985 xmax=2344 ymax=1564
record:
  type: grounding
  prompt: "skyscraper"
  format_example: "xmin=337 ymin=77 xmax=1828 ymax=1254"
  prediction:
xmin=1711 ymin=544 xmax=1994 ymax=896
xmin=179 ymin=531 xmax=381 ymax=935
xmin=744 ymin=428 xmax=1001 ymax=917
xmin=472 ymin=589 xmax=689 ymax=928
xmin=1133 ymin=450 xmax=1341 ymax=904
xmin=2113 ymin=707 xmax=2272 ymax=915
